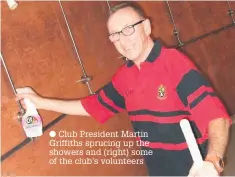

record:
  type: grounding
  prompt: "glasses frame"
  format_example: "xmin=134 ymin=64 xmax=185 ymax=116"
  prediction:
xmin=109 ymin=19 xmax=145 ymax=42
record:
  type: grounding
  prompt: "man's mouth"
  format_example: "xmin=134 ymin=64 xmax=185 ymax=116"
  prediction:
xmin=125 ymin=44 xmax=135 ymax=51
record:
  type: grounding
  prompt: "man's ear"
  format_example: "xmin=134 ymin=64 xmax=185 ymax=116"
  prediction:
xmin=143 ymin=19 xmax=151 ymax=35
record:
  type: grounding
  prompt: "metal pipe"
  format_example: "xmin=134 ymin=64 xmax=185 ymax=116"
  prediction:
xmin=175 ymin=23 xmax=235 ymax=49
xmin=165 ymin=0 xmax=183 ymax=46
xmin=227 ymin=1 xmax=235 ymax=23
xmin=58 ymin=0 xmax=93 ymax=94
xmin=106 ymin=0 xmax=111 ymax=11
xmin=0 ymin=53 xmax=17 ymax=95
xmin=0 ymin=53 xmax=25 ymax=113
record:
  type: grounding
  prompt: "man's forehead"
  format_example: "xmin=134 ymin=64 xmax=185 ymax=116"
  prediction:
xmin=107 ymin=7 xmax=141 ymax=32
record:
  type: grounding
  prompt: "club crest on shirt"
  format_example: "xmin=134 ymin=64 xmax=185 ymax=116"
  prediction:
xmin=157 ymin=84 xmax=167 ymax=100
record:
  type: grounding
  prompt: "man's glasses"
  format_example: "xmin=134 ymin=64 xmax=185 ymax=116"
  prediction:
xmin=109 ymin=20 xmax=145 ymax=43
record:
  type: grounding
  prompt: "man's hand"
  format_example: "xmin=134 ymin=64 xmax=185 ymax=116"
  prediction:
xmin=188 ymin=161 xmax=219 ymax=177
xmin=16 ymin=87 xmax=45 ymax=109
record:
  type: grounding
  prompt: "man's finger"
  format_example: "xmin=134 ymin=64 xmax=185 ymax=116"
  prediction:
xmin=15 ymin=96 xmax=21 ymax=101
xmin=15 ymin=95 xmax=24 ymax=101
xmin=20 ymin=101 xmax=26 ymax=109
xmin=15 ymin=94 xmax=31 ymax=103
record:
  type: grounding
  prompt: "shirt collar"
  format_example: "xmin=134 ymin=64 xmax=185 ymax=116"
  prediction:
xmin=126 ymin=40 xmax=162 ymax=68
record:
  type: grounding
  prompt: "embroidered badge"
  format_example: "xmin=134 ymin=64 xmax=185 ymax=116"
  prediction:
xmin=157 ymin=84 xmax=167 ymax=100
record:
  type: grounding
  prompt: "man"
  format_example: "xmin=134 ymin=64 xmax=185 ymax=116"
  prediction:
xmin=16 ymin=2 xmax=231 ymax=176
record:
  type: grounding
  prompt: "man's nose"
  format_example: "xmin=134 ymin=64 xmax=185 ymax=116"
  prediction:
xmin=119 ymin=33 xmax=130 ymax=46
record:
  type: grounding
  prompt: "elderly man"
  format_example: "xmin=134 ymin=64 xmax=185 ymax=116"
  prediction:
xmin=16 ymin=2 xmax=231 ymax=176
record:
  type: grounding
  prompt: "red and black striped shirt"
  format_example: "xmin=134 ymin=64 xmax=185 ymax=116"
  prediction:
xmin=81 ymin=40 xmax=231 ymax=176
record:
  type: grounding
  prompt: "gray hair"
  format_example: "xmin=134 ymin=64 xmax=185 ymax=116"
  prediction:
xmin=108 ymin=2 xmax=145 ymax=19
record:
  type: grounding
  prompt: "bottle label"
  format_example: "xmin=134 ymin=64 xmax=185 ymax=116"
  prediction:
xmin=23 ymin=115 xmax=42 ymax=128
xmin=26 ymin=116 xmax=38 ymax=124
xmin=22 ymin=114 xmax=43 ymax=137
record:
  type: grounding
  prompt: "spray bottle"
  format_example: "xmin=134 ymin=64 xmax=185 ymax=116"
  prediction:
xmin=21 ymin=98 xmax=43 ymax=138
xmin=16 ymin=87 xmax=43 ymax=138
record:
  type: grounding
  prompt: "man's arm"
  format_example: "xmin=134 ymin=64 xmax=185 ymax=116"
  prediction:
xmin=40 ymin=98 xmax=90 ymax=116
xmin=16 ymin=78 xmax=126 ymax=123
xmin=171 ymin=50 xmax=231 ymax=158
xmin=207 ymin=117 xmax=230 ymax=158
xmin=169 ymin=49 xmax=232 ymax=175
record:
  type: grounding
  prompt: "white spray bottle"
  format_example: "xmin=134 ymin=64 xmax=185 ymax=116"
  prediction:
xmin=16 ymin=87 xmax=43 ymax=138
xmin=21 ymin=98 xmax=43 ymax=138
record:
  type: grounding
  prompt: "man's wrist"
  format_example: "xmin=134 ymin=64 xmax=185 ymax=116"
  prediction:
xmin=38 ymin=97 xmax=47 ymax=109
xmin=205 ymin=154 xmax=224 ymax=173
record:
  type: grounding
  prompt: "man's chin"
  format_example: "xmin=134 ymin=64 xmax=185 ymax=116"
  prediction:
xmin=125 ymin=54 xmax=139 ymax=61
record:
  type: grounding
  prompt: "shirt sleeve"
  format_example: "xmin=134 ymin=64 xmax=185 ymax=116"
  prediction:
xmin=80 ymin=75 xmax=126 ymax=124
xmin=170 ymin=49 xmax=232 ymax=135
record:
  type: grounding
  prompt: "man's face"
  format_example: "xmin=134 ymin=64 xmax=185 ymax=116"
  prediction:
xmin=107 ymin=7 xmax=151 ymax=61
